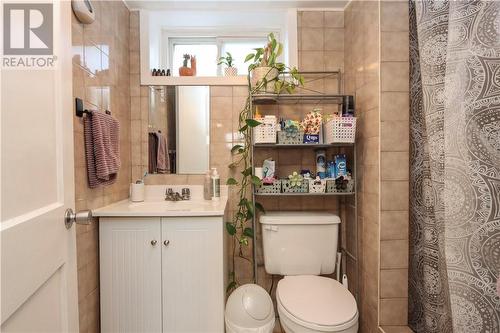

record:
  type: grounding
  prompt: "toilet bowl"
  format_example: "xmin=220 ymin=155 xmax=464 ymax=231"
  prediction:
xmin=276 ymin=275 xmax=358 ymax=333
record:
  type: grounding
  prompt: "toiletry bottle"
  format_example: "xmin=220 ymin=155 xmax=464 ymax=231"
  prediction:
xmin=211 ymin=168 xmax=220 ymax=200
xmin=203 ymin=170 xmax=212 ymax=200
xmin=316 ymin=149 xmax=327 ymax=179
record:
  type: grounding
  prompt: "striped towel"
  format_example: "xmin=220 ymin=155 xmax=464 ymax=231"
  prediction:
xmin=156 ymin=132 xmax=169 ymax=173
xmin=83 ymin=111 xmax=121 ymax=188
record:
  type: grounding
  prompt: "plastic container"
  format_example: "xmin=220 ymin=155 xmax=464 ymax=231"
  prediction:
xmin=324 ymin=117 xmax=357 ymax=143
xmin=253 ymin=116 xmax=277 ymax=144
xmin=204 ymin=170 xmax=212 ymax=200
xmin=225 ymin=284 xmax=275 ymax=333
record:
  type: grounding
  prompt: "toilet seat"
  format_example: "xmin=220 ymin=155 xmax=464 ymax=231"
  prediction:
xmin=276 ymin=275 xmax=358 ymax=332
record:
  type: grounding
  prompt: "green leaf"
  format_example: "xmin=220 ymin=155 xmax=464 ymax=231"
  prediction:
xmin=239 ymin=124 xmax=248 ymax=132
xmin=231 ymin=144 xmax=244 ymax=154
xmin=243 ymin=227 xmax=254 ymax=238
xmin=226 ymin=281 xmax=237 ymax=293
xmin=226 ymin=178 xmax=238 ymax=185
xmin=240 ymin=237 xmax=249 ymax=246
xmin=250 ymin=175 xmax=262 ymax=186
xmin=244 ymin=53 xmax=255 ymax=62
xmin=245 ymin=119 xmax=261 ymax=128
xmin=268 ymin=32 xmax=275 ymax=41
xmin=255 ymin=202 xmax=266 ymax=213
xmin=238 ymin=198 xmax=248 ymax=207
xmin=242 ymin=167 xmax=252 ymax=176
xmin=226 ymin=222 xmax=237 ymax=235
xmin=276 ymin=44 xmax=283 ymax=57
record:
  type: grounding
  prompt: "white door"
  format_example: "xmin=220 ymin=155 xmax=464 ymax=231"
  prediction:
xmin=162 ymin=217 xmax=224 ymax=333
xmin=1 ymin=2 xmax=78 ymax=332
xmin=99 ymin=218 xmax=162 ymax=333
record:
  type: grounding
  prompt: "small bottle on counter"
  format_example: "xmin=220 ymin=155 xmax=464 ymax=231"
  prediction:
xmin=203 ymin=170 xmax=212 ymax=200
xmin=211 ymin=168 xmax=220 ymax=200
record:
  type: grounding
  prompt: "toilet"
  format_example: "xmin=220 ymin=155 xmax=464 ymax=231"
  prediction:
xmin=260 ymin=212 xmax=358 ymax=333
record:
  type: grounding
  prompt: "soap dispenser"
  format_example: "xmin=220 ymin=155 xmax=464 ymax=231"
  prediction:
xmin=211 ymin=168 xmax=220 ymax=200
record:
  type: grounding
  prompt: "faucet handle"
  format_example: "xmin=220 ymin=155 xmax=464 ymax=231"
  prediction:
xmin=181 ymin=188 xmax=190 ymax=200
xmin=166 ymin=188 xmax=173 ymax=195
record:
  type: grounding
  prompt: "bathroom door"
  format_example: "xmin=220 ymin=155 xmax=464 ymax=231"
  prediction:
xmin=1 ymin=2 xmax=78 ymax=332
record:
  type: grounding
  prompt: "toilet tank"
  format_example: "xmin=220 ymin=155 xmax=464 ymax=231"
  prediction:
xmin=259 ymin=211 xmax=340 ymax=275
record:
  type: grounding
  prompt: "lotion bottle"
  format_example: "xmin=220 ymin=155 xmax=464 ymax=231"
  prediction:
xmin=211 ymin=168 xmax=220 ymax=200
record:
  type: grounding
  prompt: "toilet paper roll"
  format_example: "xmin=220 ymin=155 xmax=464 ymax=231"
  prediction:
xmin=130 ymin=183 xmax=145 ymax=202
xmin=254 ymin=167 xmax=264 ymax=179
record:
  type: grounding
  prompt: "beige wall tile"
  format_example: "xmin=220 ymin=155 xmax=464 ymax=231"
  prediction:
xmin=364 ymin=165 xmax=379 ymax=195
xmin=211 ymin=86 xmax=233 ymax=97
xmin=324 ymin=28 xmax=344 ymax=51
xmin=381 ymin=92 xmax=409 ymax=121
xmin=324 ymin=51 xmax=344 ymax=71
xmin=380 ymin=269 xmax=408 ymax=298
xmin=381 ymin=2 xmax=409 ymax=32
xmin=380 ymin=298 xmax=408 ymax=325
xmin=380 ymin=240 xmax=408 ymax=269
xmin=381 ymin=181 xmax=409 ymax=211
xmin=380 ymin=211 xmax=409 ymax=240
xmin=381 ymin=326 xmax=414 ymax=333
xmin=381 ymin=152 xmax=408 ymax=180
xmin=301 ymin=28 xmax=324 ymax=51
xmin=299 ymin=51 xmax=325 ymax=71
xmin=381 ymin=32 xmax=409 ymax=62
xmin=300 ymin=11 xmax=324 ymax=28
xmin=324 ymin=11 xmax=344 ymax=28
xmin=381 ymin=62 xmax=409 ymax=92
xmin=381 ymin=121 xmax=409 ymax=152
xmin=211 ymin=97 xmax=233 ymax=120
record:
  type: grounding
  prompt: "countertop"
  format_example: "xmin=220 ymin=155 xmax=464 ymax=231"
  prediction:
xmin=93 ymin=185 xmax=228 ymax=217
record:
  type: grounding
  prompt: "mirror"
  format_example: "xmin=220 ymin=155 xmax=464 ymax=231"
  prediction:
xmin=148 ymin=86 xmax=210 ymax=174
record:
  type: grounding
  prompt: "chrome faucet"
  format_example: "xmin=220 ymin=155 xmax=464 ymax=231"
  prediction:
xmin=165 ymin=188 xmax=190 ymax=201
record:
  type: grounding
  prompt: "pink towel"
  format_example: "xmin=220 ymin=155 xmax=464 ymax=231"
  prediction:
xmin=83 ymin=111 xmax=121 ymax=188
xmin=156 ymin=132 xmax=169 ymax=173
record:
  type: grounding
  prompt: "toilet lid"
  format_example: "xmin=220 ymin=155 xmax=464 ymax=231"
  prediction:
xmin=277 ymin=276 xmax=357 ymax=328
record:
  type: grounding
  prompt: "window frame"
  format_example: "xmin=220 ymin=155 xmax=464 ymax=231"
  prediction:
xmin=162 ymin=28 xmax=282 ymax=76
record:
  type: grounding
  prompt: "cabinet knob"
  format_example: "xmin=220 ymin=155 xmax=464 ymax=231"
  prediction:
xmin=164 ymin=240 xmax=170 ymax=246
xmin=151 ymin=240 xmax=158 ymax=246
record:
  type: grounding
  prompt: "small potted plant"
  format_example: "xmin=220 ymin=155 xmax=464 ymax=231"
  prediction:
xmin=245 ymin=33 xmax=303 ymax=95
xmin=218 ymin=52 xmax=238 ymax=77
xmin=179 ymin=54 xmax=196 ymax=76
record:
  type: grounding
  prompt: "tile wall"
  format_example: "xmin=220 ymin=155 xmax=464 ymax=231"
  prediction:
xmin=71 ymin=1 xmax=131 ymax=332
xmin=344 ymin=2 xmax=381 ymax=331
xmin=344 ymin=1 xmax=410 ymax=332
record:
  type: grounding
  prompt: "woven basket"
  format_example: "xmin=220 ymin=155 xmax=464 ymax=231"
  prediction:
xmin=253 ymin=116 xmax=277 ymax=144
xmin=278 ymin=130 xmax=304 ymax=145
xmin=326 ymin=179 xmax=355 ymax=193
xmin=308 ymin=179 xmax=326 ymax=194
xmin=255 ymin=179 xmax=282 ymax=194
xmin=282 ymin=179 xmax=308 ymax=193
xmin=324 ymin=117 xmax=357 ymax=143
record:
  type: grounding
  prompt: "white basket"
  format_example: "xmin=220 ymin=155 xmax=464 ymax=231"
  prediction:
xmin=308 ymin=179 xmax=326 ymax=193
xmin=324 ymin=117 xmax=357 ymax=143
xmin=253 ymin=116 xmax=277 ymax=144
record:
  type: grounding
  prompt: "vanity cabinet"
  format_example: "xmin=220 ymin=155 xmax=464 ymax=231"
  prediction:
xmin=100 ymin=216 xmax=225 ymax=333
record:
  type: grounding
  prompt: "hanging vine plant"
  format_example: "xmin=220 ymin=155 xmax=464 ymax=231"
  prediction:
xmin=225 ymin=33 xmax=304 ymax=293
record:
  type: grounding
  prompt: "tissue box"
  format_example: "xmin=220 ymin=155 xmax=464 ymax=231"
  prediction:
xmin=303 ymin=134 xmax=319 ymax=144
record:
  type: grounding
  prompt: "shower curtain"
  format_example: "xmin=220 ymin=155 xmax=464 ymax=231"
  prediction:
xmin=409 ymin=1 xmax=500 ymax=333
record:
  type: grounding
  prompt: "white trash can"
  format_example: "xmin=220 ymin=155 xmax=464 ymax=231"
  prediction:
xmin=225 ymin=284 xmax=275 ymax=333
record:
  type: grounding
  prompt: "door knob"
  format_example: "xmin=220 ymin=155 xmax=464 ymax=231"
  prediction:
xmin=64 ymin=208 xmax=93 ymax=229
xmin=164 ymin=240 xmax=170 ymax=246
xmin=151 ymin=240 xmax=158 ymax=246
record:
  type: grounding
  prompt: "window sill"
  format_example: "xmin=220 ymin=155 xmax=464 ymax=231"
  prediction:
xmin=141 ymin=75 xmax=248 ymax=86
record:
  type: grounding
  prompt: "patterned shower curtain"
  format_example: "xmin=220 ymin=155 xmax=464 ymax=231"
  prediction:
xmin=409 ymin=1 xmax=500 ymax=333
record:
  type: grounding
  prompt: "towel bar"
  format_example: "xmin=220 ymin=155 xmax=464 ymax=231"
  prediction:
xmin=75 ymin=97 xmax=111 ymax=117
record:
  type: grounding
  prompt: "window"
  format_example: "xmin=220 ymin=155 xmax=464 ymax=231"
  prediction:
xmin=220 ymin=38 xmax=268 ymax=75
xmin=167 ymin=33 xmax=275 ymax=77
xmin=171 ymin=38 xmax=218 ymax=76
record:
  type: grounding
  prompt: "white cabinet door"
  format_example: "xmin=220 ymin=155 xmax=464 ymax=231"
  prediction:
xmin=100 ymin=218 xmax=162 ymax=333
xmin=161 ymin=217 xmax=224 ymax=333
